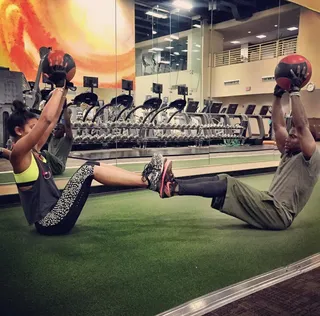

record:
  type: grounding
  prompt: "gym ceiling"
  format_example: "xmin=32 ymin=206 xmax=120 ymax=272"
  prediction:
xmin=135 ymin=0 xmax=290 ymax=42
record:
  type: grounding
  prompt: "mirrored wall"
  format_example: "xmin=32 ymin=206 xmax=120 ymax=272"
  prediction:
xmin=132 ymin=1 xmax=206 ymax=167
xmin=206 ymin=0 xmax=301 ymax=163
xmin=0 ymin=0 xmax=307 ymax=170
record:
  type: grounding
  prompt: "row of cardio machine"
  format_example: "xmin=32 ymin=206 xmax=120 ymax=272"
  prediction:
xmin=69 ymin=81 xmax=270 ymax=149
xmin=201 ymin=101 xmax=272 ymax=145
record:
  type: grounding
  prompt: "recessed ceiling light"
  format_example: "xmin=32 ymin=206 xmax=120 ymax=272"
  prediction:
xmin=170 ymin=34 xmax=179 ymax=40
xmin=176 ymin=63 xmax=180 ymax=66
xmin=256 ymin=35 xmax=266 ymax=39
xmin=160 ymin=61 xmax=170 ymax=64
xmin=165 ymin=38 xmax=173 ymax=42
xmin=287 ymin=26 xmax=298 ymax=31
xmin=146 ymin=11 xmax=168 ymax=19
xmin=166 ymin=46 xmax=174 ymax=49
xmin=173 ymin=52 xmax=180 ymax=55
xmin=193 ymin=24 xmax=201 ymax=28
xmin=152 ymin=47 xmax=164 ymax=51
xmin=248 ymin=31 xmax=251 ymax=34
xmin=274 ymin=24 xmax=278 ymax=27
xmin=182 ymin=49 xmax=188 ymax=52
xmin=170 ymin=54 xmax=175 ymax=56
xmin=152 ymin=30 xmax=157 ymax=35
xmin=230 ymin=41 xmax=240 ymax=44
xmin=195 ymin=44 xmax=201 ymax=48
xmin=173 ymin=0 xmax=193 ymax=10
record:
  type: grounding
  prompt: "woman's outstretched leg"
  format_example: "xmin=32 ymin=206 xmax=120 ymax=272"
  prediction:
xmin=93 ymin=164 xmax=147 ymax=187
xmin=35 ymin=154 xmax=166 ymax=235
xmin=93 ymin=154 xmax=166 ymax=189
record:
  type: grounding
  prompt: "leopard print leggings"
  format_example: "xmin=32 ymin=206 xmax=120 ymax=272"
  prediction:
xmin=35 ymin=161 xmax=99 ymax=235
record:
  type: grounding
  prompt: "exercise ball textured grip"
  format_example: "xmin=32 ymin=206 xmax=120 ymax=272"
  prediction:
xmin=42 ymin=50 xmax=76 ymax=82
xmin=274 ymin=54 xmax=312 ymax=90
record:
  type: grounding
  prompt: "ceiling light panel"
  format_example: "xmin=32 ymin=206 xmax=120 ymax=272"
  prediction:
xmin=146 ymin=11 xmax=168 ymax=19
xmin=287 ymin=26 xmax=298 ymax=31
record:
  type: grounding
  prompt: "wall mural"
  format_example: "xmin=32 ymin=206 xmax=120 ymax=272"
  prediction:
xmin=0 ymin=0 xmax=135 ymax=88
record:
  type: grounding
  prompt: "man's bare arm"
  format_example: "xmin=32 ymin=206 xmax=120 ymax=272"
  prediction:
xmin=291 ymin=95 xmax=316 ymax=159
xmin=272 ymin=85 xmax=288 ymax=154
xmin=288 ymin=66 xmax=316 ymax=159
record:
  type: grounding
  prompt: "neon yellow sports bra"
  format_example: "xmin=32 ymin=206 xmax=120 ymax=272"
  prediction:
xmin=13 ymin=154 xmax=44 ymax=184
xmin=13 ymin=152 xmax=60 ymax=225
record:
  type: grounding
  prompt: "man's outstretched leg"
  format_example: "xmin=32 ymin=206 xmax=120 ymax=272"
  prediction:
xmin=160 ymin=176 xmax=227 ymax=198
xmin=151 ymin=159 xmax=293 ymax=231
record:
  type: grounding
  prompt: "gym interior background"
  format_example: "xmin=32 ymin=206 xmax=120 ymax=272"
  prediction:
xmin=0 ymin=0 xmax=320 ymax=315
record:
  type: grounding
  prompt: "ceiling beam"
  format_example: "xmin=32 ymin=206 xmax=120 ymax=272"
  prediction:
xmin=135 ymin=10 xmax=194 ymax=22
xmin=135 ymin=24 xmax=152 ymax=31
xmin=135 ymin=16 xmax=171 ymax=28
xmin=135 ymin=24 xmax=169 ymax=34
xmin=232 ymin=0 xmax=256 ymax=7
xmin=212 ymin=3 xmax=298 ymax=30
xmin=135 ymin=30 xmax=149 ymax=36
xmin=135 ymin=16 xmax=192 ymax=30
xmin=135 ymin=1 xmax=153 ymax=9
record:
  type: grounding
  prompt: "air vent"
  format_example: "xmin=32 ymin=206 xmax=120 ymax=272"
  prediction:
xmin=224 ymin=79 xmax=240 ymax=86
xmin=262 ymin=76 xmax=275 ymax=82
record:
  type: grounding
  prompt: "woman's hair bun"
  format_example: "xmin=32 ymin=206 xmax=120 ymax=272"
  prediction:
xmin=12 ymin=100 xmax=26 ymax=113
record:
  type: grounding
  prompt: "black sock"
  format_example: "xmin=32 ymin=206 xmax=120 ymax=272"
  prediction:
xmin=176 ymin=178 xmax=227 ymax=198
xmin=177 ymin=176 xmax=219 ymax=185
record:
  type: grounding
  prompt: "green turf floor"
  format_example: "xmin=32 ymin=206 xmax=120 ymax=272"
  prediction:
xmin=1 ymin=174 xmax=319 ymax=316
xmin=0 ymin=154 xmax=279 ymax=184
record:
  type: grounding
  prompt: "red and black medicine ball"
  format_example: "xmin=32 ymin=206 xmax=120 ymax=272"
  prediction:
xmin=42 ymin=50 xmax=76 ymax=82
xmin=274 ymin=54 xmax=312 ymax=90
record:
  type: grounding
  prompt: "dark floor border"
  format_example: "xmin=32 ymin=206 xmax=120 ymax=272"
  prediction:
xmin=157 ymin=253 xmax=320 ymax=316
xmin=0 ymin=166 xmax=277 ymax=206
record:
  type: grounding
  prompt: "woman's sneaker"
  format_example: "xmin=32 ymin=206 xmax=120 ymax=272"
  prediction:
xmin=142 ymin=153 xmax=166 ymax=191
xmin=159 ymin=159 xmax=177 ymax=198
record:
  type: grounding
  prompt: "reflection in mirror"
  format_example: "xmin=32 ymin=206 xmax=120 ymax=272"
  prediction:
xmin=61 ymin=0 xmax=125 ymax=165
xmin=87 ymin=0 xmax=304 ymax=171
xmin=114 ymin=0 xmax=135 ymax=165
xmin=134 ymin=1 xmax=206 ymax=170
xmin=207 ymin=0 xmax=292 ymax=169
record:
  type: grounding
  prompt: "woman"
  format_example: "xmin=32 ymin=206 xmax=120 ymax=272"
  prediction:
xmin=8 ymin=86 xmax=166 ymax=236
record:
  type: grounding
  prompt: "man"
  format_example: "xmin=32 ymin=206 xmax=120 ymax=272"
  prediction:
xmin=0 ymin=147 xmax=12 ymax=160
xmin=149 ymin=66 xmax=320 ymax=230
xmin=42 ymin=107 xmax=73 ymax=175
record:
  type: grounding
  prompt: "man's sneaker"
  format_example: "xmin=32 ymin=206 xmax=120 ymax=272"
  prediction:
xmin=142 ymin=153 xmax=166 ymax=191
xmin=161 ymin=180 xmax=178 ymax=199
xmin=159 ymin=159 xmax=177 ymax=198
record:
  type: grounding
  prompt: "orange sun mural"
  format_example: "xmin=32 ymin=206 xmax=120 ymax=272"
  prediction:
xmin=0 ymin=0 xmax=135 ymax=88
